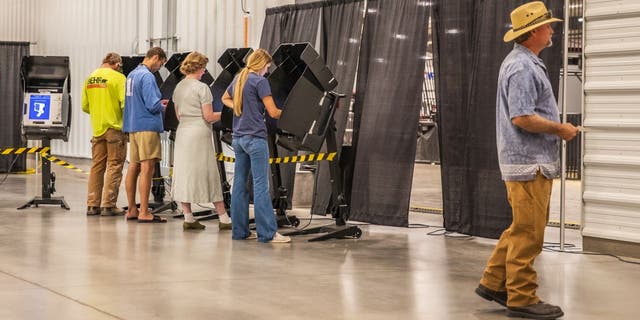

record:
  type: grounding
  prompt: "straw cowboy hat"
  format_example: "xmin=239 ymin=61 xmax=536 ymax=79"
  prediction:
xmin=503 ymin=1 xmax=562 ymax=42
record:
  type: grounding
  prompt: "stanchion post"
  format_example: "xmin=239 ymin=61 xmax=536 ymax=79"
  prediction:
xmin=560 ymin=0 xmax=571 ymax=251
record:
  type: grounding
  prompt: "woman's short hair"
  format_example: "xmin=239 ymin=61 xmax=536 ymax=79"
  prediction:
xmin=180 ymin=51 xmax=209 ymax=75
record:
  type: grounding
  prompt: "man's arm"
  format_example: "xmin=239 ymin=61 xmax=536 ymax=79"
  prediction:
xmin=117 ymin=74 xmax=126 ymax=110
xmin=141 ymin=74 xmax=164 ymax=114
xmin=512 ymin=114 xmax=579 ymax=141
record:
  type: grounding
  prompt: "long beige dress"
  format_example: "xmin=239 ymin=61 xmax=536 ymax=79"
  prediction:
xmin=171 ymin=78 xmax=223 ymax=203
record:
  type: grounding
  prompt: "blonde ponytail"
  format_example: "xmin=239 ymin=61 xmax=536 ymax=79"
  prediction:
xmin=233 ymin=68 xmax=250 ymax=116
xmin=232 ymin=48 xmax=273 ymax=117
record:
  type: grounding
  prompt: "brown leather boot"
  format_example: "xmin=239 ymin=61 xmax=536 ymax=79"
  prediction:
xmin=86 ymin=206 xmax=101 ymax=216
xmin=100 ymin=207 xmax=126 ymax=216
xmin=507 ymin=301 xmax=564 ymax=319
xmin=475 ymin=284 xmax=507 ymax=307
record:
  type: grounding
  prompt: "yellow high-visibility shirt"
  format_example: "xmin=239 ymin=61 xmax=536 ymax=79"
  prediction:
xmin=81 ymin=67 xmax=126 ymax=137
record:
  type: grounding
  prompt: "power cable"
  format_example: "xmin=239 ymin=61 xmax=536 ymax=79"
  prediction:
xmin=408 ymin=223 xmax=436 ymax=228
xmin=543 ymin=242 xmax=640 ymax=266
xmin=426 ymin=228 xmax=474 ymax=239
xmin=0 ymin=155 xmax=22 ymax=187
xmin=240 ymin=0 xmax=250 ymax=14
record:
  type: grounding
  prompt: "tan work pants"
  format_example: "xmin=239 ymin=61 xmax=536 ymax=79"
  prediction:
xmin=87 ymin=128 xmax=126 ymax=208
xmin=480 ymin=172 xmax=552 ymax=307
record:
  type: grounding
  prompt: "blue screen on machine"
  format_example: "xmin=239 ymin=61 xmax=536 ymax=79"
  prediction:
xmin=29 ymin=95 xmax=51 ymax=120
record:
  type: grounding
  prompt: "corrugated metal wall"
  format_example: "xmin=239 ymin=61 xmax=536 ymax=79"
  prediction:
xmin=0 ymin=0 xmax=293 ymax=158
xmin=175 ymin=0 xmax=293 ymax=76
xmin=583 ymin=0 xmax=640 ymax=243
xmin=0 ymin=0 xmax=139 ymax=157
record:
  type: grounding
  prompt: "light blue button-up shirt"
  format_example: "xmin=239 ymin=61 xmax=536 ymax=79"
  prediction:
xmin=496 ymin=44 xmax=560 ymax=181
xmin=123 ymin=65 xmax=164 ymax=133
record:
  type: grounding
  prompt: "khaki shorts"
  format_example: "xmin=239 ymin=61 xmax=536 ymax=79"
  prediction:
xmin=128 ymin=131 xmax=162 ymax=162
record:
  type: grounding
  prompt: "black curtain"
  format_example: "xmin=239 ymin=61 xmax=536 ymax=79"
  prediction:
xmin=260 ymin=3 xmax=323 ymax=53
xmin=349 ymin=0 xmax=430 ymax=227
xmin=432 ymin=0 xmax=564 ymax=238
xmin=260 ymin=3 xmax=323 ymax=208
xmin=310 ymin=0 xmax=366 ymax=216
xmin=0 ymin=42 xmax=29 ymax=173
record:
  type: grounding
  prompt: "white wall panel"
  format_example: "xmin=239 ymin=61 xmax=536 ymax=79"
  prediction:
xmin=0 ymin=0 xmax=293 ymax=158
xmin=175 ymin=0 xmax=294 ymax=76
xmin=583 ymin=0 xmax=640 ymax=244
xmin=0 ymin=0 xmax=140 ymax=158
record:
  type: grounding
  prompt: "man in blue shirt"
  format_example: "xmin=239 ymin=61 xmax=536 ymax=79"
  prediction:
xmin=123 ymin=47 xmax=168 ymax=223
xmin=475 ymin=2 xmax=578 ymax=319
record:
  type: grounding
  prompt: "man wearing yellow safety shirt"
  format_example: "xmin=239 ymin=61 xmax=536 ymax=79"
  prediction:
xmin=82 ymin=52 xmax=127 ymax=217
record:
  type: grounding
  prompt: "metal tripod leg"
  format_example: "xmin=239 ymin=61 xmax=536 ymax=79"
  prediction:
xmin=18 ymin=197 xmax=70 ymax=210
xmin=284 ymin=224 xmax=362 ymax=241
xmin=18 ymin=138 xmax=70 ymax=211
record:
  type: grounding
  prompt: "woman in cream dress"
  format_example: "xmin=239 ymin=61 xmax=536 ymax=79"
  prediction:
xmin=171 ymin=51 xmax=231 ymax=230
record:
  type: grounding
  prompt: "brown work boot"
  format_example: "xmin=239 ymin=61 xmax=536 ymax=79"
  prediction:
xmin=507 ymin=301 xmax=564 ymax=319
xmin=100 ymin=207 xmax=126 ymax=216
xmin=86 ymin=206 xmax=101 ymax=216
xmin=475 ymin=284 xmax=507 ymax=307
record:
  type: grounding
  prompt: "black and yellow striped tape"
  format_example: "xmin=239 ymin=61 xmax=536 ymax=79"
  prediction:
xmin=215 ymin=152 xmax=337 ymax=164
xmin=0 ymin=147 xmax=51 ymax=155
xmin=216 ymin=154 xmax=236 ymax=163
xmin=2 ymin=147 xmax=337 ymax=178
xmin=41 ymin=153 xmax=89 ymax=175
xmin=1 ymin=148 xmax=88 ymax=175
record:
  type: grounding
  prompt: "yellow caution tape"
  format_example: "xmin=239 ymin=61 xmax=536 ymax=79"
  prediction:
xmin=13 ymin=168 xmax=37 ymax=174
xmin=215 ymin=152 xmax=337 ymax=164
xmin=216 ymin=153 xmax=237 ymax=163
xmin=41 ymin=153 xmax=89 ymax=175
xmin=39 ymin=154 xmax=163 ymax=180
xmin=3 ymin=147 xmax=336 ymax=178
xmin=0 ymin=147 xmax=50 ymax=155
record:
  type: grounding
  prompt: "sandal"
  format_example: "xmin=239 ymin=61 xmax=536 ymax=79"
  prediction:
xmin=137 ymin=215 xmax=167 ymax=223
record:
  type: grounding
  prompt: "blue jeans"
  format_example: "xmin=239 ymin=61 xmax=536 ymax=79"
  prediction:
xmin=231 ymin=136 xmax=277 ymax=242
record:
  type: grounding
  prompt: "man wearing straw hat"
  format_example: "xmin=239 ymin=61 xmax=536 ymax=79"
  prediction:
xmin=475 ymin=2 xmax=578 ymax=319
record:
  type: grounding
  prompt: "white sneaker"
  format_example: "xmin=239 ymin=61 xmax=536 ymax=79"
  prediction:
xmin=270 ymin=232 xmax=291 ymax=243
xmin=245 ymin=231 xmax=257 ymax=240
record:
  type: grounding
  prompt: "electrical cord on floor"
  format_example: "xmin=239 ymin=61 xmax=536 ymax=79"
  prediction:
xmin=426 ymin=228 xmax=474 ymax=239
xmin=408 ymin=223 xmax=436 ymax=228
xmin=0 ymin=155 xmax=21 ymax=187
xmin=298 ymin=217 xmax=334 ymax=221
xmin=542 ymin=242 xmax=640 ymax=265
xmin=285 ymin=212 xmax=314 ymax=231
xmin=284 ymin=215 xmax=372 ymax=233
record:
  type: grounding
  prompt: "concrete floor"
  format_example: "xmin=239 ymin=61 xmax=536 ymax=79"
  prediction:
xmin=409 ymin=163 xmax=583 ymax=225
xmin=0 ymin=161 xmax=638 ymax=320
